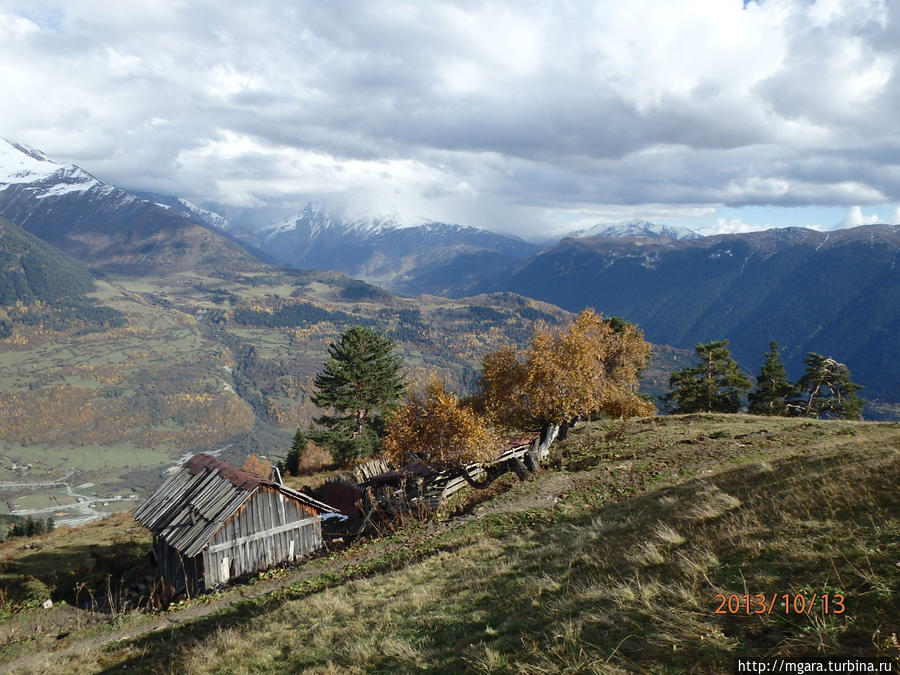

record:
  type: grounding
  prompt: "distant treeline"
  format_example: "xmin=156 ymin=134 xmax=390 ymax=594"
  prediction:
xmin=0 ymin=515 xmax=55 ymax=542
xmin=233 ymin=304 xmax=364 ymax=328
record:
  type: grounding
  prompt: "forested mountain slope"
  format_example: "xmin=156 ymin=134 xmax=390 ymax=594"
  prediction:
xmin=471 ymin=224 xmax=900 ymax=403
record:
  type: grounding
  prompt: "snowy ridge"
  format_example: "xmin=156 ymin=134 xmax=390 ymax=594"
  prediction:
xmin=0 ymin=138 xmax=134 ymax=204
xmin=263 ymin=203 xmax=409 ymax=241
xmin=571 ymin=218 xmax=701 ymax=240
xmin=261 ymin=202 xmax=489 ymax=242
xmin=1 ymin=138 xmax=69 ymax=184
xmin=177 ymin=198 xmax=231 ymax=230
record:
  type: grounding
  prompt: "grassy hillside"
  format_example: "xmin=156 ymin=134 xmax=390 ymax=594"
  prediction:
xmin=1 ymin=415 xmax=896 ymax=673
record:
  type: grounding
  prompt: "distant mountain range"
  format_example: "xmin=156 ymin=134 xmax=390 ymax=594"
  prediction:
xmin=569 ymin=219 xmax=701 ymax=241
xmin=2 ymin=139 xmax=897 ymax=410
xmin=0 ymin=139 xmax=262 ymax=273
xmin=468 ymin=224 xmax=900 ymax=403
xmin=164 ymin=206 xmax=707 ymax=296
xmin=238 ymin=203 xmax=540 ymax=295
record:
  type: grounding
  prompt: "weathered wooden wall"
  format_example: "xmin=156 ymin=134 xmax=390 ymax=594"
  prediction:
xmin=153 ymin=536 xmax=204 ymax=598
xmin=202 ymin=487 xmax=322 ymax=588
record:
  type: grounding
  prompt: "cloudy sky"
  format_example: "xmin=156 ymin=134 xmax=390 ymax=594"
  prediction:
xmin=2 ymin=0 xmax=899 ymax=237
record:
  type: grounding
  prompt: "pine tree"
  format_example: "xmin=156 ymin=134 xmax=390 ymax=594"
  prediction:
xmin=791 ymin=353 xmax=864 ymax=419
xmin=311 ymin=325 xmax=405 ymax=463
xmin=283 ymin=428 xmax=306 ymax=476
xmin=748 ymin=341 xmax=795 ymax=416
xmin=665 ymin=339 xmax=752 ymax=413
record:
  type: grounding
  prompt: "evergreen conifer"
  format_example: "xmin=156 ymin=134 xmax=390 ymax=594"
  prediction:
xmin=665 ymin=339 xmax=751 ymax=413
xmin=748 ymin=341 xmax=795 ymax=416
xmin=792 ymin=353 xmax=864 ymax=419
xmin=284 ymin=428 xmax=306 ymax=476
xmin=311 ymin=325 xmax=405 ymax=463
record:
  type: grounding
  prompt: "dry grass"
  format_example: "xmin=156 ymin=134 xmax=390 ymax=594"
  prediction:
xmin=3 ymin=415 xmax=898 ymax=673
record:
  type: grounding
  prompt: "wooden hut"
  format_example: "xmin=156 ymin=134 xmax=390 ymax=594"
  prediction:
xmin=133 ymin=453 xmax=337 ymax=597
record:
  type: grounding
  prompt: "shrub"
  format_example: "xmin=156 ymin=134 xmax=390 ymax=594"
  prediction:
xmin=297 ymin=442 xmax=333 ymax=475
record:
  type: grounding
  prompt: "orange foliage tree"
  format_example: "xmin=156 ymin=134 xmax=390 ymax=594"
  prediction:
xmin=479 ymin=309 xmax=655 ymax=460
xmin=382 ymin=376 xmax=497 ymax=472
xmin=382 ymin=310 xmax=654 ymax=484
xmin=242 ymin=454 xmax=273 ymax=479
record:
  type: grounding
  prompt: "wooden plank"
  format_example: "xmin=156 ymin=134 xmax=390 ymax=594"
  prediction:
xmin=207 ymin=517 xmax=319 ymax=553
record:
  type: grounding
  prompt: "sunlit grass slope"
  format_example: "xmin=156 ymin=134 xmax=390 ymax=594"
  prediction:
xmin=5 ymin=415 xmax=899 ymax=673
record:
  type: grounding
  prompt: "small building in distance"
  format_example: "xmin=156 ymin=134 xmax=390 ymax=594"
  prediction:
xmin=133 ymin=453 xmax=336 ymax=597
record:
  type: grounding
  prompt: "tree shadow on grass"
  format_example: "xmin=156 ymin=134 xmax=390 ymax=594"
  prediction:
xmin=2 ymin=539 xmax=150 ymax=608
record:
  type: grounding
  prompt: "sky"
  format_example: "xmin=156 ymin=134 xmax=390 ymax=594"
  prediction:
xmin=2 ymin=0 xmax=900 ymax=238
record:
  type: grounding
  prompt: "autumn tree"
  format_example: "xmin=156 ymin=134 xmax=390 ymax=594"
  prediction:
xmin=382 ymin=376 xmax=497 ymax=476
xmin=479 ymin=309 xmax=655 ymax=464
xmin=748 ymin=341 xmax=796 ymax=416
xmin=311 ymin=325 xmax=405 ymax=464
xmin=791 ymin=353 xmax=864 ymax=419
xmin=282 ymin=428 xmax=334 ymax=476
xmin=664 ymin=339 xmax=752 ymax=413
xmin=242 ymin=454 xmax=272 ymax=479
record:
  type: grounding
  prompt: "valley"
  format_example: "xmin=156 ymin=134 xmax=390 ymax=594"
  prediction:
xmin=0 ymin=258 xmax=684 ymax=514
xmin=3 ymin=4 xmax=899 ymax=672
xmin=1 ymin=135 xmax=897 ymax=529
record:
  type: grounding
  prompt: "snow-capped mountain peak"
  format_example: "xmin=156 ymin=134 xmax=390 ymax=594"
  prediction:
xmin=1 ymin=138 xmax=61 ymax=183
xmin=571 ymin=218 xmax=701 ymax=240
xmin=3 ymin=139 xmax=54 ymax=164
xmin=0 ymin=138 xmax=109 ymax=198
xmin=261 ymin=202 xmax=411 ymax=241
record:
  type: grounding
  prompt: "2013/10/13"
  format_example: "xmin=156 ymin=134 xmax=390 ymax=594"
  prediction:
xmin=714 ymin=593 xmax=846 ymax=615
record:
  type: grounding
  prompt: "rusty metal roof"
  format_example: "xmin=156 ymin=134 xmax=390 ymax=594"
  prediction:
xmin=133 ymin=453 xmax=337 ymax=558
xmin=184 ymin=453 xmax=270 ymax=490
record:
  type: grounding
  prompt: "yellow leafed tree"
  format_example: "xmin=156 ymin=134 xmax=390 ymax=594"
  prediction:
xmin=383 ymin=310 xmax=653 ymax=481
xmin=480 ymin=308 xmax=655 ymax=433
xmin=382 ymin=376 xmax=497 ymax=471
xmin=242 ymin=454 xmax=273 ymax=479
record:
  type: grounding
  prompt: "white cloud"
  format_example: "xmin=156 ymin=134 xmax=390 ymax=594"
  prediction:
xmin=696 ymin=218 xmax=766 ymax=236
xmin=837 ymin=205 xmax=883 ymax=229
xmin=893 ymin=206 xmax=900 ymax=224
xmin=0 ymin=0 xmax=899 ymax=233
